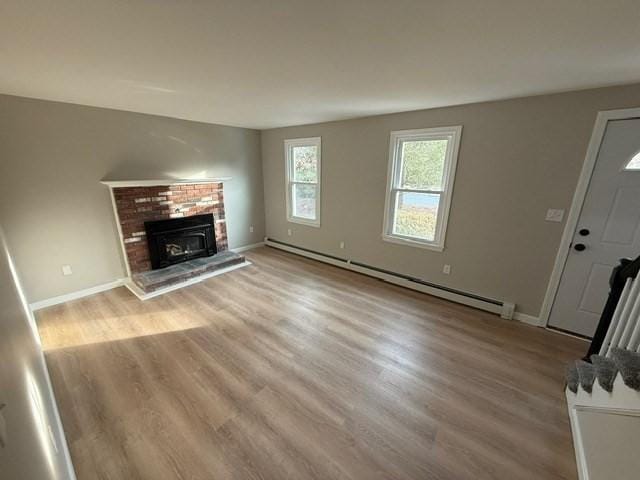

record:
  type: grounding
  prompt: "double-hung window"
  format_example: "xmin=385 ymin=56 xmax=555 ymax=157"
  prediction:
xmin=285 ymin=137 xmax=321 ymax=226
xmin=383 ymin=126 xmax=462 ymax=251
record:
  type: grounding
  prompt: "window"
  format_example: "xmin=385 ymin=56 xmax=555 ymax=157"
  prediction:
xmin=383 ymin=126 xmax=462 ymax=251
xmin=624 ymin=151 xmax=640 ymax=170
xmin=285 ymin=137 xmax=321 ymax=226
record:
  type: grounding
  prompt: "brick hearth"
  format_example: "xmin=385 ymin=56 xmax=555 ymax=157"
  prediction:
xmin=113 ymin=183 xmax=228 ymax=273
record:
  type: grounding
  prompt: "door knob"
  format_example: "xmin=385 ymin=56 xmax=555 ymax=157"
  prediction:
xmin=574 ymin=243 xmax=586 ymax=252
xmin=578 ymin=228 xmax=590 ymax=236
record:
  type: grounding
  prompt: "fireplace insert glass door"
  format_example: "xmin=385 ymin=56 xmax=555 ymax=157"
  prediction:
xmin=145 ymin=214 xmax=217 ymax=270
xmin=163 ymin=232 xmax=207 ymax=263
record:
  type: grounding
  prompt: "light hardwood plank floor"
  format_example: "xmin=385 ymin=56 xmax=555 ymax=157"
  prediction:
xmin=36 ymin=247 xmax=585 ymax=480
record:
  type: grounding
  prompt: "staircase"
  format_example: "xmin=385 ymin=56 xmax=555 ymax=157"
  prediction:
xmin=565 ymin=257 xmax=640 ymax=480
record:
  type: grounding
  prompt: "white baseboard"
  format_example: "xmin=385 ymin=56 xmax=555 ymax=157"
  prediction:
xmin=31 ymin=241 xmax=541 ymax=330
xmin=264 ymin=239 xmax=543 ymax=322
xmin=232 ymin=241 xmax=265 ymax=253
xmin=513 ymin=311 xmax=542 ymax=326
xmin=124 ymin=261 xmax=251 ymax=300
xmin=30 ymin=278 xmax=126 ymax=311
xmin=546 ymin=327 xmax=591 ymax=342
xmin=28 ymin=245 xmax=261 ymax=311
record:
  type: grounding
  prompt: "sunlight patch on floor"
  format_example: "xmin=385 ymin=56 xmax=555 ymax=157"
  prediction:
xmin=37 ymin=309 xmax=210 ymax=351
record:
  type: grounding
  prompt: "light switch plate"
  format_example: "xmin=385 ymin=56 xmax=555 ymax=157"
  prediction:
xmin=61 ymin=265 xmax=73 ymax=276
xmin=545 ymin=209 xmax=565 ymax=222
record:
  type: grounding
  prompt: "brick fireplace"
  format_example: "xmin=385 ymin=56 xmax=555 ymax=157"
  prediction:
xmin=111 ymin=182 xmax=229 ymax=274
xmin=101 ymin=178 xmax=248 ymax=300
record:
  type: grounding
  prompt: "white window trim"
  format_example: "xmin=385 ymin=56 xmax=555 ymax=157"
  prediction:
xmin=382 ymin=126 xmax=462 ymax=251
xmin=285 ymin=137 xmax=321 ymax=227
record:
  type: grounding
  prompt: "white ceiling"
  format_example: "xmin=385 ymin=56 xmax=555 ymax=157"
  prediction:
xmin=1 ymin=1 xmax=639 ymax=129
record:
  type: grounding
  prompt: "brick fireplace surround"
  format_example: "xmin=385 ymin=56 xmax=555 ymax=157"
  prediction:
xmin=112 ymin=183 xmax=228 ymax=274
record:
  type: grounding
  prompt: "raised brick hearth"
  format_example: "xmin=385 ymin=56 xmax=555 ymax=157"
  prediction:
xmin=113 ymin=183 xmax=228 ymax=274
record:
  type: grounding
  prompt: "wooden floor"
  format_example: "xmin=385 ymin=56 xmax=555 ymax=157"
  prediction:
xmin=37 ymin=247 xmax=585 ymax=480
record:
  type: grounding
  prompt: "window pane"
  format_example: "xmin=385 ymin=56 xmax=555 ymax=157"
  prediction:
xmin=393 ymin=192 xmax=439 ymax=241
xmin=292 ymin=145 xmax=318 ymax=182
xmin=400 ymin=139 xmax=448 ymax=190
xmin=292 ymin=184 xmax=317 ymax=219
xmin=625 ymin=152 xmax=640 ymax=170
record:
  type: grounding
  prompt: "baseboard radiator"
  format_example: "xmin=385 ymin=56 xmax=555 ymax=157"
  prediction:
xmin=264 ymin=238 xmax=517 ymax=319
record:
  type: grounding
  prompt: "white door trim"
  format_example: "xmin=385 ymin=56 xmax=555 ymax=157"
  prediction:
xmin=541 ymin=107 xmax=640 ymax=328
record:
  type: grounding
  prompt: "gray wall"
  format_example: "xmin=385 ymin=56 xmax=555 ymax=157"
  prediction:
xmin=0 ymin=95 xmax=265 ymax=302
xmin=262 ymin=84 xmax=640 ymax=317
xmin=0 ymin=225 xmax=75 ymax=479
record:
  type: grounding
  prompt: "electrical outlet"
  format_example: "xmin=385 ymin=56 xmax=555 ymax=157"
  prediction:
xmin=442 ymin=264 xmax=451 ymax=275
xmin=249 ymin=225 xmax=254 ymax=233
xmin=61 ymin=265 xmax=73 ymax=276
xmin=339 ymin=241 xmax=345 ymax=249
xmin=545 ymin=209 xmax=565 ymax=223
xmin=287 ymin=229 xmax=292 ymax=236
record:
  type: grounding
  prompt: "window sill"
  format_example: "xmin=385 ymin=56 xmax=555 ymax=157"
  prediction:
xmin=288 ymin=217 xmax=320 ymax=228
xmin=382 ymin=234 xmax=444 ymax=252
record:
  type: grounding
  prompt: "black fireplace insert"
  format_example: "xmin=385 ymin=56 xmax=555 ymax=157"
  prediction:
xmin=145 ymin=214 xmax=217 ymax=270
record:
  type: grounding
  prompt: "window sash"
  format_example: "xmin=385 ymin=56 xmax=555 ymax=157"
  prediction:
xmin=389 ymin=140 xmax=449 ymax=242
xmin=290 ymin=183 xmax=318 ymax=220
xmin=396 ymin=137 xmax=449 ymax=191
xmin=390 ymin=187 xmax=444 ymax=195
xmin=285 ymin=137 xmax=321 ymax=226
xmin=289 ymin=180 xmax=318 ymax=186
xmin=289 ymin=180 xmax=319 ymax=219
xmin=390 ymin=190 xmax=442 ymax=240
xmin=290 ymin=149 xmax=319 ymax=183
xmin=383 ymin=126 xmax=462 ymax=250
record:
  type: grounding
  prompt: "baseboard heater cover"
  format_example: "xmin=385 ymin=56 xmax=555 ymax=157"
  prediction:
xmin=265 ymin=237 xmax=515 ymax=319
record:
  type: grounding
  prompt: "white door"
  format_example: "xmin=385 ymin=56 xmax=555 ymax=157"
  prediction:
xmin=549 ymin=118 xmax=640 ymax=337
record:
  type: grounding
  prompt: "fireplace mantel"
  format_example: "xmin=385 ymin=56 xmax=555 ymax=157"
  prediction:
xmin=101 ymin=177 xmax=231 ymax=188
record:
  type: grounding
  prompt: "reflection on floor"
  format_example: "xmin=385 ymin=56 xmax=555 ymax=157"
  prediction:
xmin=37 ymin=247 xmax=585 ymax=480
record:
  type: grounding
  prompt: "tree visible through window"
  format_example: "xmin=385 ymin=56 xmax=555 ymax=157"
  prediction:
xmin=384 ymin=127 xmax=462 ymax=250
xmin=285 ymin=137 xmax=321 ymax=226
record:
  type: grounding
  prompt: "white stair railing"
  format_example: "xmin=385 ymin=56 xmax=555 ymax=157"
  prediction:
xmin=569 ymin=265 xmax=640 ymax=480
xmin=600 ymin=276 xmax=640 ymax=356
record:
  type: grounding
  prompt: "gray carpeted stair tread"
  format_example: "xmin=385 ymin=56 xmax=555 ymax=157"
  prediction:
xmin=590 ymin=355 xmax=618 ymax=393
xmin=566 ymin=363 xmax=579 ymax=394
xmin=576 ymin=361 xmax=596 ymax=393
xmin=611 ymin=348 xmax=640 ymax=391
